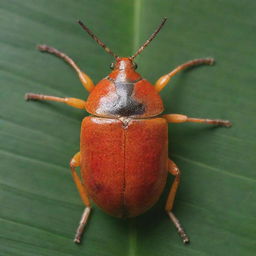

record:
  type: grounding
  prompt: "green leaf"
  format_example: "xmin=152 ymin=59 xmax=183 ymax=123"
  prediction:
xmin=1 ymin=0 xmax=255 ymax=255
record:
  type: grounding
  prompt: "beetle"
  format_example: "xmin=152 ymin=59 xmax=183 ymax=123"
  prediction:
xmin=25 ymin=18 xmax=232 ymax=244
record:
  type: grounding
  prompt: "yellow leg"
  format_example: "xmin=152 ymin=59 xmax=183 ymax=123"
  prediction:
xmin=166 ymin=159 xmax=189 ymax=244
xmin=155 ymin=58 xmax=214 ymax=92
xmin=25 ymin=93 xmax=86 ymax=110
xmin=163 ymin=114 xmax=232 ymax=127
xmin=38 ymin=45 xmax=95 ymax=92
xmin=70 ymin=152 xmax=91 ymax=244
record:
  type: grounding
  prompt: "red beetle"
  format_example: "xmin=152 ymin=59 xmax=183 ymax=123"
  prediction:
xmin=25 ymin=18 xmax=231 ymax=244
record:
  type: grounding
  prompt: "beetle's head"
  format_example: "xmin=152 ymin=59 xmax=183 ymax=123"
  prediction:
xmin=109 ymin=57 xmax=137 ymax=71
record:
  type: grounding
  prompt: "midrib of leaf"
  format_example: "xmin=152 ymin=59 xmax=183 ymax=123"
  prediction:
xmin=127 ymin=2 xmax=142 ymax=256
xmin=128 ymin=219 xmax=137 ymax=256
xmin=132 ymin=0 xmax=142 ymax=53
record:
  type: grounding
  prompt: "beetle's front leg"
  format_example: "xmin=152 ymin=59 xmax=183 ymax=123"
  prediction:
xmin=163 ymin=114 xmax=232 ymax=127
xmin=165 ymin=159 xmax=189 ymax=244
xmin=37 ymin=45 xmax=95 ymax=92
xmin=25 ymin=93 xmax=86 ymax=110
xmin=70 ymin=152 xmax=91 ymax=244
xmin=155 ymin=58 xmax=214 ymax=92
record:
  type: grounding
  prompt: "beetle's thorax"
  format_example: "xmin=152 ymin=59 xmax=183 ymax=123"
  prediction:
xmin=85 ymin=57 xmax=164 ymax=118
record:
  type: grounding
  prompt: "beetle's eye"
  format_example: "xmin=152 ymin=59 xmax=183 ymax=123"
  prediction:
xmin=110 ymin=63 xmax=115 ymax=69
xmin=133 ymin=63 xmax=138 ymax=70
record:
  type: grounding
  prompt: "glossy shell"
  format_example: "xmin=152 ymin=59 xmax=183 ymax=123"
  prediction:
xmin=80 ymin=116 xmax=168 ymax=217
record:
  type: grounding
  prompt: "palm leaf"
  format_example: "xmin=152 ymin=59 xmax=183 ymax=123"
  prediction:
xmin=1 ymin=0 xmax=255 ymax=255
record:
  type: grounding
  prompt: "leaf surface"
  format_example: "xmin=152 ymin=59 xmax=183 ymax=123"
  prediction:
xmin=1 ymin=0 xmax=255 ymax=255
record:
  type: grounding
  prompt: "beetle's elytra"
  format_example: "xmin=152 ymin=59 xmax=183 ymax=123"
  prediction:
xmin=25 ymin=18 xmax=232 ymax=244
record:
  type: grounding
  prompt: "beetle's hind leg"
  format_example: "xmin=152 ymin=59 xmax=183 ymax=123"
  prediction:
xmin=37 ymin=45 xmax=94 ymax=92
xmin=165 ymin=159 xmax=189 ymax=244
xmin=70 ymin=152 xmax=91 ymax=243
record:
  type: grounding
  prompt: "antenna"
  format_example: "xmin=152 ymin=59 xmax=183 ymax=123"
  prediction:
xmin=131 ymin=17 xmax=167 ymax=59
xmin=78 ymin=20 xmax=118 ymax=59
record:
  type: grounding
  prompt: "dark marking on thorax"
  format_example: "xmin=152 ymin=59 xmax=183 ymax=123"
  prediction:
xmin=106 ymin=71 xmax=145 ymax=116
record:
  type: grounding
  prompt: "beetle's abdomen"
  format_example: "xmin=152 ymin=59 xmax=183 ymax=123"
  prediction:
xmin=80 ymin=116 xmax=168 ymax=218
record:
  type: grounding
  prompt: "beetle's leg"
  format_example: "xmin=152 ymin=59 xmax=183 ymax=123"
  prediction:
xmin=166 ymin=159 xmax=189 ymax=244
xmin=25 ymin=93 xmax=86 ymax=110
xmin=163 ymin=114 xmax=232 ymax=127
xmin=37 ymin=45 xmax=94 ymax=92
xmin=155 ymin=58 xmax=214 ymax=92
xmin=70 ymin=152 xmax=91 ymax=244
